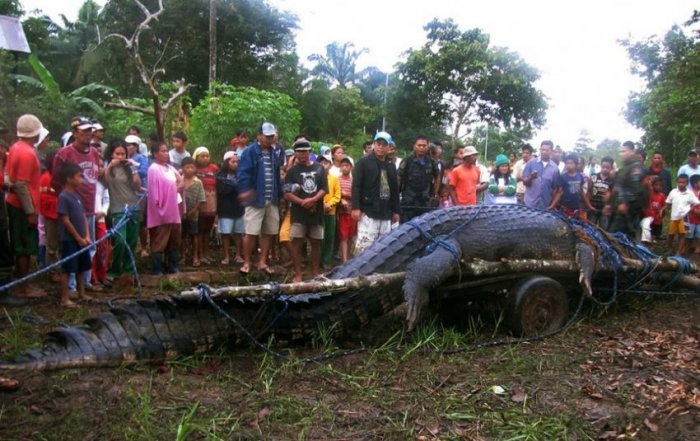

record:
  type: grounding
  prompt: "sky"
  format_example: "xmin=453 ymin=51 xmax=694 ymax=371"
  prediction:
xmin=20 ymin=0 xmax=699 ymax=150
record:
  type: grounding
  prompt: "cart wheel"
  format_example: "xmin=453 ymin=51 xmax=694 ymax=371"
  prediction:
xmin=506 ymin=276 xmax=568 ymax=336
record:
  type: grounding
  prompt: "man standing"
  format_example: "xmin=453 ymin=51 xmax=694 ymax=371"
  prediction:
xmin=237 ymin=122 xmax=285 ymax=274
xmin=513 ymin=144 xmax=533 ymax=204
xmin=429 ymin=141 xmax=444 ymax=184
xmin=522 ymin=140 xmax=560 ymax=210
xmin=449 ymin=146 xmax=487 ymax=206
xmin=52 ymin=116 xmax=103 ymax=293
xmin=352 ymin=131 xmax=400 ymax=255
xmin=398 ymin=136 xmax=440 ymax=221
xmin=5 ymin=114 xmax=46 ymax=299
xmin=606 ymin=141 xmax=646 ymax=238
xmin=283 ymin=139 xmax=328 ymax=282
xmin=646 ymin=151 xmax=672 ymax=196
xmin=677 ymin=149 xmax=700 ymax=180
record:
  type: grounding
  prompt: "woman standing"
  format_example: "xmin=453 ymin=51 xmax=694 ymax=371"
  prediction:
xmin=147 ymin=142 xmax=184 ymax=274
xmin=486 ymin=154 xmax=517 ymax=204
xmin=104 ymin=140 xmax=141 ymax=281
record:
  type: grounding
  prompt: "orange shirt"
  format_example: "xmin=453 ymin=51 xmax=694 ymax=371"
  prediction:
xmin=5 ymin=140 xmax=41 ymax=212
xmin=449 ymin=164 xmax=481 ymax=205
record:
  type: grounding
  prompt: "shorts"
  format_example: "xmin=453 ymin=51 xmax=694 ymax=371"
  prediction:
xmin=244 ymin=203 xmax=280 ymax=236
xmin=668 ymin=219 xmax=686 ymax=235
xmin=354 ymin=213 xmax=394 ymax=256
xmin=8 ymin=204 xmax=38 ymax=256
xmin=198 ymin=215 xmax=215 ymax=234
xmin=337 ymin=213 xmax=357 ymax=240
xmin=290 ymin=223 xmax=324 ymax=240
xmin=279 ymin=210 xmax=291 ymax=243
xmin=218 ymin=217 xmax=245 ymax=235
xmin=182 ymin=219 xmax=198 ymax=236
xmin=686 ymin=223 xmax=700 ymax=239
xmin=60 ymin=240 xmax=92 ymax=274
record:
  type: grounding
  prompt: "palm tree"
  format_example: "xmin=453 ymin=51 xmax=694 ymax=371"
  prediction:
xmin=308 ymin=41 xmax=368 ymax=88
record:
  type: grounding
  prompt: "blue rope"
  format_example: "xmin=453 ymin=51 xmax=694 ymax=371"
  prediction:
xmin=0 ymin=192 xmax=146 ymax=294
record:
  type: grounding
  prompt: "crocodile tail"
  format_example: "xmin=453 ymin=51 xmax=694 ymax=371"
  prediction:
xmin=0 ymin=298 xmax=237 ymax=371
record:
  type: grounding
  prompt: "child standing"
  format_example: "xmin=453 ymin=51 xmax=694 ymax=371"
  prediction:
xmin=665 ymin=174 xmax=699 ymax=255
xmin=549 ymin=154 xmax=595 ymax=218
xmin=216 ymin=151 xmax=245 ymax=265
xmin=685 ymin=175 xmax=700 ymax=255
xmin=486 ymin=154 xmax=517 ymax=204
xmin=640 ymin=178 xmax=666 ymax=246
xmin=181 ymin=157 xmax=205 ymax=266
xmin=337 ymin=156 xmax=356 ymax=263
xmin=57 ymin=163 xmax=92 ymax=308
xmin=193 ymin=147 xmax=219 ymax=264
xmin=39 ymin=150 xmax=60 ymax=282
xmin=437 ymin=184 xmax=454 ymax=208
xmin=318 ymin=153 xmax=341 ymax=269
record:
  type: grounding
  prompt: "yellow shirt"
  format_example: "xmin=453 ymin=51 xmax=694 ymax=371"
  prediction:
xmin=324 ymin=173 xmax=341 ymax=215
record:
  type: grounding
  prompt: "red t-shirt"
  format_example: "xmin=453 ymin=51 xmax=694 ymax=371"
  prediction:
xmin=39 ymin=171 xmax=58 ymax=220
xmin=643 ymin=191 xmax=666 ymax=225
xmin=688 ymin=189 xmax=700 ymax=225
xmin=449 ymin=164 xmax=481 ymax=205
xmin=196 ymin=164 xmax=219 ymax=192
xmin=5 ymin=140 xmax=41 ymax=213
xmin=51 ymin=144 xmax=101 ymax=214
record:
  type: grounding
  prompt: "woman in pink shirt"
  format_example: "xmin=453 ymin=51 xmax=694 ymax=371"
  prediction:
xmin=147 ymin=142 xmax=184 ymax=275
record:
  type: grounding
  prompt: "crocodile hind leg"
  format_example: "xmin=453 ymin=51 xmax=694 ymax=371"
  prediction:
xmin=404 ymin=238 xmax=461 ymax=331
xmin=576 ymin=242 xmax=595 ymax=297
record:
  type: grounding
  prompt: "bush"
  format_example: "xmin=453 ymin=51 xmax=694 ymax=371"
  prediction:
xmin=189 ymin=84 xmax=301 ymax=161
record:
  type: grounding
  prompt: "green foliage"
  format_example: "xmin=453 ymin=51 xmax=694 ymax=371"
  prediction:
xmin=190 ymin=84 xmax=301 ymax=159
xmin=299 ymin=81 xmax=370 ymax=147
xmin=391 ymin=19 xmax=547 ymax=146
xmin=622 ymin=15 xmax=700 ymax=168
xmin=471 ymin=125 xmax=533 ymax=162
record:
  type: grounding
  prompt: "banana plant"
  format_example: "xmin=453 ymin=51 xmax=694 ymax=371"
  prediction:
xmin=11 ymin=53 xmax=116 ymax=114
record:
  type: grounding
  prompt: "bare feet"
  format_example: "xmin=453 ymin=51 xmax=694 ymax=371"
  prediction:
xmin=61 ymin=299 xmax=79 ymax=309
xmin=79 ymin=294 xmax=93 ymax=301
xmin=292 ymin=274 xmax=303 ymax=283
xmin=15 ymin=285 xmax=47 ymax=298
xmin=0 ymin=376 xmax=20 ymax=391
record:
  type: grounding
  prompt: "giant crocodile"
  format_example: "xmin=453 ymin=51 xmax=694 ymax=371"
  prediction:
xmin=0 ymin=205 xmax=694 ymax=370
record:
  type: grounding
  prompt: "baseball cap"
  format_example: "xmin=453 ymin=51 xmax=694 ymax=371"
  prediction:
xmin=92 ymin=122 xmax=104 ymax=131
xmin=340 ymin=155 xmax=354 ymax=166
xmin=125 ymin=135 xmax=141 ymax=145
xmin=285 ymin=148 xmax=294 ymax=157
xmin=374 ymin=131 xmax=393 ymax=145
xmin=260 ymin=122 xmax=277 ymax=136
xmin=293 ymin=139 xmax=312 ymax=151
xmin=319 ymin=145 xmax=330 ymax=156
xmin=223 ymin=151 xmax=237 ymax=161
xmin=71 ymin=116 xmax=93 ymax=131
xmin=317 ymin=153 xmax=332 ymax=163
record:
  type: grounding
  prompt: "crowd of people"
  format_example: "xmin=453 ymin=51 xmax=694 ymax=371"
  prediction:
xmin=1 ymin=113 xmax=698 ymax=308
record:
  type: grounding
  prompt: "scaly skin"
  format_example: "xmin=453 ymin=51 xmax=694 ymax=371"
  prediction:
xmin=0 ymin=205 xmax=589 ymax=371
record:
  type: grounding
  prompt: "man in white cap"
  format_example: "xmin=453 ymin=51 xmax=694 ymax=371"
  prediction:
xmin=4 ymin=114 xmax=47 ymax=299
xmin=237 ymin=122 xmax=285 ymax=274
xmin=351 ymin=131 xmax=400 ymax=255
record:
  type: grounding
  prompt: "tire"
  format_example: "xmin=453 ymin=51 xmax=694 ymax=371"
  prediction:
xmin=506 ymin=276 xmax=569 ymax=336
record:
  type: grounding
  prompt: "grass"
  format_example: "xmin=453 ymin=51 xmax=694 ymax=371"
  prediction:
xmin=0 ymin=287 xmax=696 ymax=439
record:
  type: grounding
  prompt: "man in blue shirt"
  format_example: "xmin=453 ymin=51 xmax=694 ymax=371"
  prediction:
xmin=522 ymin=140 xmax=559 ymax=210
xmin=237 ymin=122 xmax=285 ymax=275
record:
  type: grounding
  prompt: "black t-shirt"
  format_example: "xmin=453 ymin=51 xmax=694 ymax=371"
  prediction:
xmin=284 ymin=162 xmax=328 ymax=225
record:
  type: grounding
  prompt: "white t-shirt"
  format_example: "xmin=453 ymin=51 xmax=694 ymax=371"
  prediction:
xmin=169 ymin=148 xmax=190 ymax=168
xmin=666 ymin=188 xmax=700 ymax=220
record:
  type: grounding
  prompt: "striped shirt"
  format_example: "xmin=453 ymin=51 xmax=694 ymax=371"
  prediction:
xmin=262 ymin=152 xmax=273 ymax=201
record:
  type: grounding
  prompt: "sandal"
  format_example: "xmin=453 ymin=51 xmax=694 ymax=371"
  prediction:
xmin=233 ymin=256 xmax=244 ymax=264
xmin=220 ymin=259 xmax=229 ymax=265
xmin=239 ymin=264 xmax=250 ymax=275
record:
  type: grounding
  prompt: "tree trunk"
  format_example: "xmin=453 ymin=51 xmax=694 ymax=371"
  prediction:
xmin=209 ymin=0 xmax=217 ymax=88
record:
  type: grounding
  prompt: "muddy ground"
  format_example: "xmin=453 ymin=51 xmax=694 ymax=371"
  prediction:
xmin=0 ymin=264 xmax=698 ymax=440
